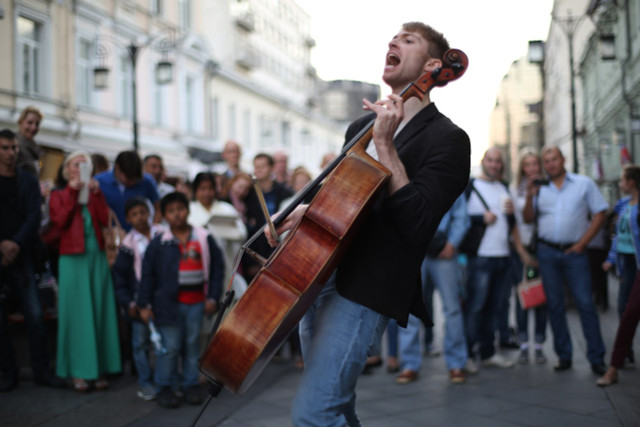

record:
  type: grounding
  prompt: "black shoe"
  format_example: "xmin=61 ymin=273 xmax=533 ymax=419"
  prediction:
xmin=0 ymin=375 xmax=18 ymax=392
xmin=500 ymin=339 xmax=520 ymax=350
xmin=626 ymin=349 xmax=635 ymax=366
xmin=591 ymin=362 xmax=607 ymax=376
xmin=553 ymin=359 xmax=572 ymax=371
xmin=156 ymin=387 xmax=180 ymax=409
xmin=33 ymin=371 xmax=66 ymax=389
xmin=184 ymin=385 xmax=204 ymax=405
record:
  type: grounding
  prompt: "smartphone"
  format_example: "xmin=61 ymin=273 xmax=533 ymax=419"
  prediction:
xmin=533 ymin=178 xmax=549 ymax=186
xmin=78 ymin=162 xmax=91 ymax=204
xmin=525 ymin=266 xmax=540 ymax=280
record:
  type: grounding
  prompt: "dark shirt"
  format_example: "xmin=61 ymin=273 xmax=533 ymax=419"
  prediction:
xmin=0 ymin=175 xmax=20 ymax=240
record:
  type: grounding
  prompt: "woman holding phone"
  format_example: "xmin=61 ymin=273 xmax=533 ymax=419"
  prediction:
xmin=49 ymin=151 xmax=121 ymax=392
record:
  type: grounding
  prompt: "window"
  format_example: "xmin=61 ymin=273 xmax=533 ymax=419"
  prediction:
xmin=150 ymin=0 xmax=162 ymax=15
xmin=153 ymin=78 xmax=166 ymax=127
xmin=185 ymin=75 xmax=196 ymax=133
xmin=119 ymin=55 xmax=133 ymax=118
xmin=209 ymin=97 xmax=219 ymax=139
xmin=17 ymin=16 xmax=42 ymax=94
xmin=243 ymin=109 xmax=251 ymax=146
xmin=228 ymin=104 xmax=237 ymax=138
xmin=179 ymin=0 xmax=191 ymax=30
xmin=281 ymin=120 xmax=291 ymax=147
xmin=76 ymin=38 xmax=94 ymax=106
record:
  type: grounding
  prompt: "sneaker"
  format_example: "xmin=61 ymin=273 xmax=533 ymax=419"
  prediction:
xmin=464 ymin=359 xmax=479 ymax=375
xmin=156 ymin=386 xmax=180 ymax=409
xmin=481 ymin=353 xmax=515 ymax=368
xmin=534 ymin=348 xmax=547 ymax=364
xmin=517 ymin=348 xmax=529 ymax=364
xmin=137 ymin=385 xmax=157 ymax=401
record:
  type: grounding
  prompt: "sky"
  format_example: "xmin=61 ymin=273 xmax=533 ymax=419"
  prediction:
xmin=296 ymin=0 xmax=555 ymax=165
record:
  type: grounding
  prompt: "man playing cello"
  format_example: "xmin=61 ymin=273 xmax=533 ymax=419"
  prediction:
xmin=266 ymin=22 xmax=471 ymax=426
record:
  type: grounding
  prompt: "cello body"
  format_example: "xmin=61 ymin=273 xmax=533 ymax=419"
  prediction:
xmin=200 ymin=149 xmax=390 ymax=394
xmin=199 ymin=49 xmax=468 ymax=395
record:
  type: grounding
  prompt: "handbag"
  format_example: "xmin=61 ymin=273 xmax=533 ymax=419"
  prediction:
xmin=517 ymin=266 xmax=546 ymax=309
xmin=459 ymin=183 xmax=490 ymax=256
xmin=102 ymin=209 xmax=126 ymax=268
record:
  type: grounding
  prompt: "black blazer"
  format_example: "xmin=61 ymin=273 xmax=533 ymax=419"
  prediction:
xmin=335 ymin=103 xmax=470 ymax=327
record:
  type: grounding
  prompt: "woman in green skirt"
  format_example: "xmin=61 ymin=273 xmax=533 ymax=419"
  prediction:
xmin=49 ymin=151 xmax=121 ymax=392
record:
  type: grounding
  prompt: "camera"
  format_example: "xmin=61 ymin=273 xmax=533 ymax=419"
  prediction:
xmin=533 ymin=178 xmax=549 ymax=186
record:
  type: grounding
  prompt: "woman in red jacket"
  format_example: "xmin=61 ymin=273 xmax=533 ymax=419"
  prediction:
xmin=49 ymin=151 xmax=121 ymax=392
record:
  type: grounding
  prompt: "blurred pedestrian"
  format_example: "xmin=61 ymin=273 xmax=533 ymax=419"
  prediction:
xmin=50 ymin=151 xmax=122 ymax=392
xmin=511 ymin=148 xmax=547 ymax=364
xmin=0 ymin=129 xmax=64 ymax=392
xmin=112 ymin=197 xmax=165 ymax=401
xmin=601 ymin=164 xmax=640 ymax=365
xmin=16 ymin=106 xmax=43 ymax=176
xmin=523 ymin=145 xmax=607 ymax=375
xmin=138 ymin=192 xmax=224 ymax=408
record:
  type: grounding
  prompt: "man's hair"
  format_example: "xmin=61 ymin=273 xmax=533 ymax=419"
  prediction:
xmin=115 ymin=150 xmax=143 ymax=181
xmin=17 ymin=106 xmax=43 ymax=124
xmin=623 ymin=164 xmax=640 ymax=190
xmin=0 ymin=129 xmax=17 ymax=140
xmin=541 ymin=145 xmax=564 ymax=159
xmin=124 ymin=196 xmax=150 ymax=216
xmin=402 ymin=22 xmax=450 ymax=60
xmin=143 ymin=154 xmax=163 ymax=164
xmin=160 ymin=191 xmax=189 ymax=215
xmin=254 ymin=152 xmax=274 ymax=166
xmin=91 ymin=153 xmax=110 ymax=174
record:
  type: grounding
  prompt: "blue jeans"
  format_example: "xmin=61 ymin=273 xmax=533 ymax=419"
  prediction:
xmin=510 ymin=251 xmax=547 ymax=344
xmin=398 ymin=315 xmax=422 ymax=371
xmin=154 ymin=302 xmax=204 ymax=390
xmin=292 ymin=275 xmax=388 ymax=427
xmin=0 ymin=258 xmax=50 ymax=378
xmin=386 ymin=319 xmax=398 ymax=358
xmin=464 ymin=256 xmax=511 ymax=360
xmin=617 ymin=253 xmax=637 ymax=319
xmin=536 ymin=242 xmax=605 ymax=364
xmin=423 ymin=256 xmax=468 ymax=369
xmin=131 ymin=320 xmax=153 ymax=388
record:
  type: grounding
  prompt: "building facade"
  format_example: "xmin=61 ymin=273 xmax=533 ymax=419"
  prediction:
xmin=489 ymin=57 xmax=543 ymax=183
xmin=0 ymin=0 xmax=347 ymax=180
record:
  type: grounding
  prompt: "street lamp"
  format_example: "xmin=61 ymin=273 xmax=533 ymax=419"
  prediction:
xmin=553 ymin=12 xmax=586 ymax=174
xmin=528 ymin=40 xmax=545 ymax=150
xmin=93 ymin=35 xmax=175 ymax=152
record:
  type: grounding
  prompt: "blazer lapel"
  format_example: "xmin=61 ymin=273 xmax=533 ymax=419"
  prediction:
xmin=394 ymin=103 xmax=438 ymax=153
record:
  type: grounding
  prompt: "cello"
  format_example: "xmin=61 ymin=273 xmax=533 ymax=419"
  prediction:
xmin=199 ymin=48 xmax=468 ymax=396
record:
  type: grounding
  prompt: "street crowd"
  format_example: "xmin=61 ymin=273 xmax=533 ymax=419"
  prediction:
xmin=1 ymin=105 xmax=639 ymax=411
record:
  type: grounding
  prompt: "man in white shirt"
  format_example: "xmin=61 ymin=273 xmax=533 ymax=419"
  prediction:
xmin=523 ymin=146 xmax=607 ymax=375
xmin=465 ymin=148 xmax=528 ymax=372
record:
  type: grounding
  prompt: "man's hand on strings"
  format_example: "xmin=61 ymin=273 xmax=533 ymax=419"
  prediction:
xmin=362 ymin=94 xmax=404 ymax=152
xmin=265 ymin=204 xmax=309 ymax=248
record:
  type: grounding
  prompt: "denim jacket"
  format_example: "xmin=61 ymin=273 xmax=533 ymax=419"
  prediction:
xmin=137 ymin=225 xmax=224 ymax=325
xmin=605 ymin=196 xmax=640 ymax=270
xmin=437 ymin=194 xmax=471 ymax=249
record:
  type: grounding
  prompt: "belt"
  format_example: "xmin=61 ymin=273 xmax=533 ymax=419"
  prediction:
xmin=538 ymin=238 xmax=574 ymax=251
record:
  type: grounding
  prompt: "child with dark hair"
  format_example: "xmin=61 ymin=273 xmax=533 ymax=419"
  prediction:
xmin=112 ymin=196 xmax=165 ymax=401
xmin=138 ymin=192 xmax=224 ymax=408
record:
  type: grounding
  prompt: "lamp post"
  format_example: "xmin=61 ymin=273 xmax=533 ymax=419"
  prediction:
xmin=93 ymin=35 xmax=174 ymax=152
xmin=528 ymin=40 xmax=545 ymax=150
xmin=553 ymin=12 xmax=586 ymax=174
